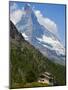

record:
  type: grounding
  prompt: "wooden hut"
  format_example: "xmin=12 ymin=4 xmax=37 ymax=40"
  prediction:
xmin=38 ymin=72 xmax=54 ymax=85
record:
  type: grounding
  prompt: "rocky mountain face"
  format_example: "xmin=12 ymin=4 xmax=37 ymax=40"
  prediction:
xmin=16 ymin=4 xmax=65 ymax=65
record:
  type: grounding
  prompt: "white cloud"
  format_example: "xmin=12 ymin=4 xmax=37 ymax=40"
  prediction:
xmin=10 ymin=9 xmax=25 ymax=25
xmin=10 ymin=3 xmax=25 ymax=25
xmin=34 ymin=10 xmax=58 ymax=35
xmin=10 ymin=3 xmax=18 ymax=13
xmin=27 ymin=3 xmax=31 ymax=7
xmin=10 ymin=9 xmax=26 ymax=25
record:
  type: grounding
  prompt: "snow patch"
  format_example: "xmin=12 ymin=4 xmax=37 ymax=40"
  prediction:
xmin=37 ymin=35 xmax=65 ymax=55
xmin=22 ymin=33 xmax=29 ymax=40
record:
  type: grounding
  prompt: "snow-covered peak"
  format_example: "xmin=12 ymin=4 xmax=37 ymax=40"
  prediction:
xmin=24 ymin=3 xmax=32 ymax=14
xmin=15 ymin=4 xmax=65 ymax=65
xmin=36 ymin=35 xmax=65 ymax=55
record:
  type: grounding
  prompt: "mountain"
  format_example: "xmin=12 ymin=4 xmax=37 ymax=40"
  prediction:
xmin=10 ymin=20 xmax=66 ymax=88
xmin=16 ymin=4 xmax=65 ymax=65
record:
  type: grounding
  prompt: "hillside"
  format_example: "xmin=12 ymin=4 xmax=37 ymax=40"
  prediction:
xmin=9 ymin=20 xmax=66 ymax=89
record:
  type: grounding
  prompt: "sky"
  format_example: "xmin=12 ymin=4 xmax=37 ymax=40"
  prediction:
xmin=9 ymin=1 xmax=66 ymax=47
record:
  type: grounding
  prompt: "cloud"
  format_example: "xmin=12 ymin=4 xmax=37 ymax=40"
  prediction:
xmin=10 ymin=3 xmax=18 ymax=13
xmin=10 ymin=10 xmax=25 ymax=25
xmin=27 ymin=3 xmax=31 ymax=7
xmin=10 ymin=3 xmax=26 ymax=25
xmin=34 ymin=10 xmax=58 ymax=35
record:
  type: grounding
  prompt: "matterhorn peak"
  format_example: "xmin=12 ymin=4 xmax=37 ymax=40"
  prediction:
xmin=16 ymin=4 xmax=65 ymax=65
xmin=24 ymin=3 xmax=32 ymax=13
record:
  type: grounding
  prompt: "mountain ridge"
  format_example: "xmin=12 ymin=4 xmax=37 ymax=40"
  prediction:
xmin=16 ymin=4 xmax=65 ymax=65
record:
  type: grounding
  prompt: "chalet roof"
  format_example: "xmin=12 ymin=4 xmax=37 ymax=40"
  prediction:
xmin=44 ymin=72 xmax=51 ymax=76
xmin=41 ymin=74 xmax=52 ymax=79
xmin=39 ymin=72 xmax=53 ymax=79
